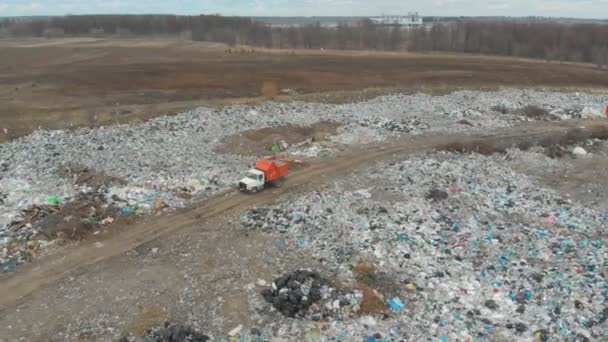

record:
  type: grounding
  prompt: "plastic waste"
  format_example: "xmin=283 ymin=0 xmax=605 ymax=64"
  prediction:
xmin=387 ymin=297 xmax=405 ymax=312
xmin=2 ymin=261 xmax=16 ymax=273
xmin=572 ymin=147 xmax=588 ymax=156
xmin=47 ymin=196 xmax=60 ymax=205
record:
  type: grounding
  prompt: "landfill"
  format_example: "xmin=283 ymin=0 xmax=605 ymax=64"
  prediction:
xmin=0 ymin=88 xmax=606 ymax=267
xmin=240 ymin=151 xmax=608 ymax=341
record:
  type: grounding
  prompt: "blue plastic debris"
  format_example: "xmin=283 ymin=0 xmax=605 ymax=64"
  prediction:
xmin=2 ymin=261 xmax=16 ymax=273
xmin=365 ymin=337 xmax=376 ymax=342
xmin=453 ymin=223 xmax=462 ymax=232
xmin=499 ymin=256 xmax=509 ymax=265
xmin=121 ymin=206 xmax=134 ymax=215
xmin=440 ymin=335 xmax=448 ymax=342
xmin=387 ymin=297 xmax=405 ymax=312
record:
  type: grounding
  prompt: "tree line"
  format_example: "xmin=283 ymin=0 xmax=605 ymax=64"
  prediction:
xmin=1 ymin=15 xmax=607 ymax=66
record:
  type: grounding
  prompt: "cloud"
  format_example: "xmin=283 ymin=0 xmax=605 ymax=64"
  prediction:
xmin=15 ymin=2 xmax=45 ymax=12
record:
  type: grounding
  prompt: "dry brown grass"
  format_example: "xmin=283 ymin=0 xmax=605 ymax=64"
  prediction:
xmin=1 ymin=38 xmax=607 ymax=142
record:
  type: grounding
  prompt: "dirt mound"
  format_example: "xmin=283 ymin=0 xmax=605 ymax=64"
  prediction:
xmin=516 ymin=105 xmax=560 ymax=121
xmin=216 ymin=121 xmax=340 ymax=156
xmin=9 ymin=192 xmax=118 ymax=240
xmin=58 ymin=163 xmax=127 ymax=188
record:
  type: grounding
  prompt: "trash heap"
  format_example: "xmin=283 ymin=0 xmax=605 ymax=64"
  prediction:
xmin=241 ymin=152 xmax=608 ymax=341
xmin=261 ymin=270 xmax=362 ymax=321
xmin=1 ymin=88 xmax=606 ymax=269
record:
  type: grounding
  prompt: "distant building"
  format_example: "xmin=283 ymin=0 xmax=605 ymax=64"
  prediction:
xmin=371 ymin=12 xmax=423 ymax=27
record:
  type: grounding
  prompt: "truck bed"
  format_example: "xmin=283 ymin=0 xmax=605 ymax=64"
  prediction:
xmin=256 ymin=159 xmax=289 ymax=183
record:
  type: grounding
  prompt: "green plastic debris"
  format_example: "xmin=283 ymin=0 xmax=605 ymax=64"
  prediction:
xmin=47 ymin=196 xmax=60 ymax=204
xmin=268 ymin=142 xmax=286 ymax=152
xmin=396 ymin=233 xmax=408 ymax=242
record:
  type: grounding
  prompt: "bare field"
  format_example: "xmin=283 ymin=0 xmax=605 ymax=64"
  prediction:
xmin=1 ymin=37 xmax=608 ymax=142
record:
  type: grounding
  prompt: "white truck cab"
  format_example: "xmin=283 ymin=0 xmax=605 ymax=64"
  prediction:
xmin=239 ymin=169 xmax=265 ymax=192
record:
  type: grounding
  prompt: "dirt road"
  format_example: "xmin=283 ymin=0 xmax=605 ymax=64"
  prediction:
xmin=1 ymin=118 xmax=607 ymax=312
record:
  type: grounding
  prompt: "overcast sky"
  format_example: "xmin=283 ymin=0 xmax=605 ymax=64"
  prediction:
xmin=1 ymin=0 xmax=607 ymax=18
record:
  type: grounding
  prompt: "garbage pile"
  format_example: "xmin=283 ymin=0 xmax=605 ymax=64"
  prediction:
xmin=120 ymin=322 xmax=210 ymax=342
xmin=1 ymin=88 xmax=605 ymax=268
xmin=261 ymin=270 xmax=326 ymax=317
xmin=241 ymin=151 xmax=607 ymax=341
xmin=354 ymin=117 xmax=430 ymax=133
xmin=260 ymin=270 xmax=362 ymax=321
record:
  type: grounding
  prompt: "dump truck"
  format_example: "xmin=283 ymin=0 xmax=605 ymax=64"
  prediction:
xmin=239 ymin=159 xmax=289 ymax=192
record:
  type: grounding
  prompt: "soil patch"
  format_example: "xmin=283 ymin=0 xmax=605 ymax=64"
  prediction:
xmin=58 ymin=163 xmax=128 ymax=188
xmin=216 ymin=121 xmax=340 ymax=156
xmin=9 ymin=192 xmax=122 ymax=240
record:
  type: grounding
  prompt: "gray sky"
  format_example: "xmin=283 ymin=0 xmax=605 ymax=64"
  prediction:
xmin=1 ymin=0 xmax=607 ymax=18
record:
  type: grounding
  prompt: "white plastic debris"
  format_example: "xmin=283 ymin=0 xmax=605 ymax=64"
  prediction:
xmin=256 ymin=279 xmax=268 ymax=287
xmin=572 ymin=147 xmax=588 ymax=156
xmin=228 ymin=324 xmax=243 ymax=337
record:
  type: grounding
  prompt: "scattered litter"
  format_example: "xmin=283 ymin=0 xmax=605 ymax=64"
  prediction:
xmin=101 ymin=217 xmax=114 ymax=225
